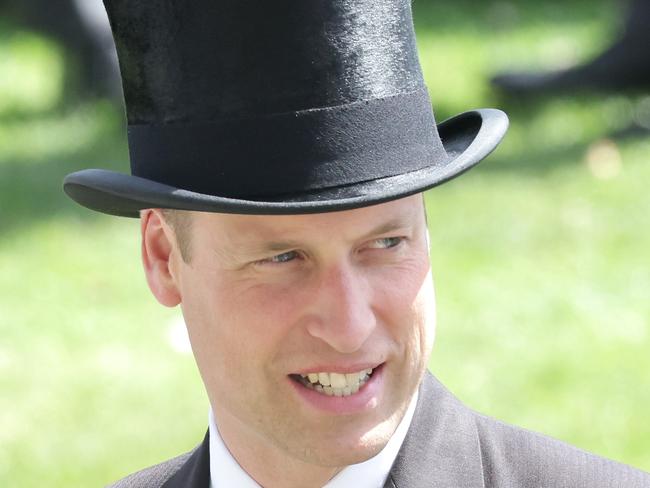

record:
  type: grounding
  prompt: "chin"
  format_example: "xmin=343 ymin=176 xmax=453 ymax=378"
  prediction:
xmin=305 ymin=440 xmax=387 ymax=468
xmin=299 ymin=416 xmax=398 ymax=467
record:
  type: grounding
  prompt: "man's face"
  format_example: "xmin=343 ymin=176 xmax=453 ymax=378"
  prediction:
xmin=168 ymin=194 xmax=435 ymax=467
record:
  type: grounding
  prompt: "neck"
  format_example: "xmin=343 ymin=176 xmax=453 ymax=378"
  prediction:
xmin=213 ymin=407 xmax=343 ymax=488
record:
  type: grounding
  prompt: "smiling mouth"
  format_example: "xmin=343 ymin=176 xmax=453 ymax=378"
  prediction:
xmin=290 ymin=367 xmax=377 ymax=397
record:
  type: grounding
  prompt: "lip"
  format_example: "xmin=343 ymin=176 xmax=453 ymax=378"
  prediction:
xmin=288 ymin=363 xmax=385 ymax=415
xmin=292 ymin=362 xmax=382 ymax=376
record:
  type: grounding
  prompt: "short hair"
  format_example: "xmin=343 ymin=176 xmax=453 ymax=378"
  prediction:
xmin=160 ymin=209 xmax=193 ymax=263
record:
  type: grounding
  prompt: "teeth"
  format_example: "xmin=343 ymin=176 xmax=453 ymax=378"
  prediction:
xmin=297 ymin=367 xmax=375 ymax=396
xmin=329 ymin=372 xmax=346 ymax=389
xmin=345 ymin=372 xmax=360 ymax=386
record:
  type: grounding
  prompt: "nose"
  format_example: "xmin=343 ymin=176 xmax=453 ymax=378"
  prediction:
xmin=305 ymin=262 xmax=377 ymax=353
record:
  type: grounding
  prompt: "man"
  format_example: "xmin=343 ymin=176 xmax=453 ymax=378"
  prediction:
xmin=64 ymin=1 xmax=650 ymax=486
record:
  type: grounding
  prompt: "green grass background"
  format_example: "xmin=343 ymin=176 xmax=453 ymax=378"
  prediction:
xmin=1 ymin=1 xmax=649 ymax=485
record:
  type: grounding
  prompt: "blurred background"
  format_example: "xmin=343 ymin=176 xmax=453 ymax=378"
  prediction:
xmin=1 ymin=0 xmax=648 ymax=485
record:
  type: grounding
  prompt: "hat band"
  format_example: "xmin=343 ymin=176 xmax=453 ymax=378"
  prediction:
xmin=127 ymin=88 xmax=446 ymax=199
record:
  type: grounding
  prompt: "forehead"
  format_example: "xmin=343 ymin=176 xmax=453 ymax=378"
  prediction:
xmin=190 ymin=194 xmax=425 ymax=245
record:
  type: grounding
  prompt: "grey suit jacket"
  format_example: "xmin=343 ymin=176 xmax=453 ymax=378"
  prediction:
xmin=109 ymin=373 xmax=650 ymax=487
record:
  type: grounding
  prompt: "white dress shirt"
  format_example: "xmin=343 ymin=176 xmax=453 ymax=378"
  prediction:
xmin=209 ymin=392 xmax=418 ymax=488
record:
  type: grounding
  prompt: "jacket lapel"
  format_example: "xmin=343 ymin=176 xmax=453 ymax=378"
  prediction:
xmin=385 ymin=372 xmax=485 ymax=488
xmin=162 ymin=430 xmax=211 ymax=488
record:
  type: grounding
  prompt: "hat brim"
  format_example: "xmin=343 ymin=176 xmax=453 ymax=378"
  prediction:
xmin=63 ymin=108 xmax=508 ymax=217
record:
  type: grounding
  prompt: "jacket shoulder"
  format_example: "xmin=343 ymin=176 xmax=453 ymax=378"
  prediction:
xmin=106 ymin=450 xmax=194 ymax=488
xmin=473 ymin=412 xmax=650 ymax=488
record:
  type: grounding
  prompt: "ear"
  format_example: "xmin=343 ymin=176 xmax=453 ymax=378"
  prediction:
xmin=141 ymin=209 xmax=182 ymax=307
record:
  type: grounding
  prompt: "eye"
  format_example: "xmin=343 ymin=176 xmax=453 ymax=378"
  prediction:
xmin=257 ymin=250 xmax=301 ymax=265
xmin=367 ymin=236 xmax=404 ymax=249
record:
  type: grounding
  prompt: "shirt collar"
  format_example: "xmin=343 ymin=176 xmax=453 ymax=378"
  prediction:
xmin=209 ymin=391 xmax=418 ymax=488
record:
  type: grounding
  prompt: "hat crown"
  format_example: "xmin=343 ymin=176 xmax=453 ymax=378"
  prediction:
xmin=105 ymin=0 xmax=424 ymax=123
xmin=65 ymin=0 xmax=508 ymax=218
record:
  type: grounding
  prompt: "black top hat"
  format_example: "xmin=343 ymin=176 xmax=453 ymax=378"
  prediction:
xmin=64 ymin=0 xmax=508 ymax=217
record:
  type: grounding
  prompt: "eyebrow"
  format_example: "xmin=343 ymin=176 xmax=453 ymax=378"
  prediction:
xmin=254 ymin=217 xmax=413 ymax=253
xmin=360 ymin=218 xmax=412 ymax=240
xmin=260 ymin=240 xmax=304 ymax=252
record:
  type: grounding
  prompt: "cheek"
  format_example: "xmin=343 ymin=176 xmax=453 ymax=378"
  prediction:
xmin=180 ymin=274 xmax=295 ymax=375
xmin=373 ymin=260 xmax=435 ymax=356
xmin=416 ymin=270 xmax=436 ymax=355
xmin=373 ymin=256 xmax=432 ymax=314
xmin=178 ymin=275 xmax=260 ymax=389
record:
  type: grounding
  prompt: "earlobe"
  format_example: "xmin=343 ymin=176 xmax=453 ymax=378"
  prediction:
xmin=141 ymin=209 xmax=182 ymax=307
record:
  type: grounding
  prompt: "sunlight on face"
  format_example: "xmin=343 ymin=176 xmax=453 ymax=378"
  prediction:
xmin=174 ymin=195 xmax=436 ymax=470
